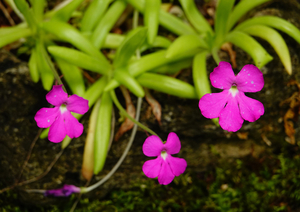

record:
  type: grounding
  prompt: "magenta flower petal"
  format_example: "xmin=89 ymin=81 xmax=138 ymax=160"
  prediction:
xmin=48 ymin=114 xmax=67 ymax=143
xmin=210 ymin=61 xmax=235 ymax=90
xmin=44 ymin=184 xmax=80 ymax=197
xmin=64 ymin=111 xmax=84 ymax=138
xmin=158 ymin=161 xmax=175 ymax=185
xmin=235 ymin=64 xmax=264 ymax=92
xmin=34 ymin=107 xmax=59 ymax=128
xmin=199 ymin=90 xmax=229 ymax=119
xmin=46 ymin=85 xmax=68 ymax=106
xmin=164 ymin=132 xmax=181 ymax=154
xmin=143 ymin=135 xmax=164 ymax=157
xmin=66 ymin=95 xmax=89 ymax=114
xmin=219 ymin=96 xmax=244 ymax=132
xmin=167 ymin=155 xmax=187 ymax=176
xmin=237 ymin=92 xmax=264 ymax=122
xmin=142 ymin=157 xmax=163 ymax=178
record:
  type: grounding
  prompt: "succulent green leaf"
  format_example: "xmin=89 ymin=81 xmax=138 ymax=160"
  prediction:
xmin=91 ymin=0 xmax=127 ymax=49
xmin=238 ymin=25 xmax=292 ymax=74
xmin=126 ymin=0 xmax=196 ymax=35
xmin=166 ymin=34 xmax=208 ymax=59
xmin=103 ymin=33 xmax=125 ymax=49
xmin=80 ymin=0 xmax=113 ymax=32
xmin=104 ymin=50 xmax=195 ymax=92
xmin=103 ymin=33 xmax=171 ymax=50
xmin=13 ymin=0 xmax=36 ymax=30
xmin=113 ymin=68 xmax=145 ymax=97
xmin=42 ymin=19 xmax=109 ymax=64
xmin=225 ymin=31 xmax=273 ymax=68
xmin=0 ymin=27 xmax=32 ymax=48
xmin=31 ymin=0 xmax=45 ymax=22
xmin=55 ymin=58 xmax=86 ymax=96
xmin=82 ymin=98 xmax=101 ymax=180
xmin=51 ymin=0 xmax=84 ymax=22
xmin=214 ymin=0 xmax=235 ymax=48
xmin=35 ymin=42 xmax=54 ymax=90
xmin=94 ymin=91 xmax=113 ymax=174
xmin=144 ymin=0 xmax=161 ymax=45
xmin=113 ymin=27 xmax=147 ymax=68
xmin=28 ymin=47 xmax=39 ymax=83
xmin=137 ymin=73 xmax=197 ymax=99
xmin=193 ymin=51 xmax=211 ymax=98
xmin=150 ymin=57 xmax=193 ymax=75
xmin=226 ymin=0 xmax=271 ymax=32
xmin=179 ymin=0 xmax=213 ymax=34
xmin=48 ymin=46 xmax=111 ymax=75
xmin=234 ymin=16 xmax=300 ymax=45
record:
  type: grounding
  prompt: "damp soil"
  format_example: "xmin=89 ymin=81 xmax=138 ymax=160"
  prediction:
xmin=1 ymin=0 xmax=300 ymax=211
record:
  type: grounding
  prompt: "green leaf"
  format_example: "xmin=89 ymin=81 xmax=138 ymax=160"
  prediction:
xmin=234 ymin=16 xmax=300 ymax=45
xmin=238 ymin=25 xmax=292 ymax=74
xmin=94 ymin=91 xmax=113 ymax=174
xmin=80 ymin=0 xmax=113 ymax=32
xmin=113 ymin=27 xmax=147 ymax=68
xmin=225 ymin=30 xmax=273 ymax=68
xmin=104 ymin=50 xmax=195 ymax=92
xmin=91 ymin=0 xmax=127 ymax=49
xmin=82 ymin=98 xmax=101 ymax=180
xmin=192 ymin=51 xmax=211 ymax=98
xmin=126 ymin=0 xmax=197 ymax=35
xmin=103 ymin=33 xmax=171 ymax=50
xmin=226 ymin=0 xmax=271 ymax=32
xmin=144 ymin=0 xmax=160 ymax=45
xmin=179 ymin=0 xmax=213 ymax=34
xmin=103 ymin=33 xmax=125 ymax=49
xmin=28 ymin=47 xmax=39 ymax=83
xmin=193 ymin=51 xmax=219 ymax=126
xmin=13 ymin=0 xmax=36 ymax=30
xmin=214 ymin=0 xmax=235 ymax=48
xmin=31 ymin=0 xmax=45 ymax=22
xmin=48 ymin=46 xmax=111 ymax=75
xmin=137 ymin=73 xmax=197 ymax=99
xmin=0 ymin=27 xmax=32 ymax=48
xmin=55 ymin=58 xmax=86 ymax=95
xmin=51 ymin=0 xmax=84 ymax=22
xmin=113 ymin=68 xmax=145 ymax=97
xmin=35 ymin=41 xmax=54 ymax=90
xmin=150 ymin=57 xmax=193 ymax=75
xmin=166 ymin=34 xmax=208 ymax=59
xmin=42 ymin=19 xmax=109 ymax=64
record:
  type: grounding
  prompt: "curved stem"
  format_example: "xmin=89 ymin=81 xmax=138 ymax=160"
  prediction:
xmin=110 ymin=90 xmax=158 ymax=137
xmin=82 ymin=97 xmax=142 ymax=193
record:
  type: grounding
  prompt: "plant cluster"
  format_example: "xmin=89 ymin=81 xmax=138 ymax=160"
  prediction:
xmin=1 ymin=0 xmax=300 ymax=205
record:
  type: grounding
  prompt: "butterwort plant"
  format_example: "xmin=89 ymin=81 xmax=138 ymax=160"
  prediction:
xmin=142 ymin=132 xmax=187 ymax=185
xmin=199 ymin=61 xmax=264 ymax=132
xmin=34 ymin=85 xmax=89 ymax=143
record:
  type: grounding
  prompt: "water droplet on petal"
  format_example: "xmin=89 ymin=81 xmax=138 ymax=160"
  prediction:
xmin=251 ymin=81 xmax=254 ymax=84
xmin=47 ymin=120 xmax=50 ymax=122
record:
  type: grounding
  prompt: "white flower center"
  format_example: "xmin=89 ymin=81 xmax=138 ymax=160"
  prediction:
xmin=229 ymin=85 xmax=239 ymax=97
xmin=161 ymin=150 xmax=168 ymax=160
xmin=60 ymin=104 xmax=68 ymax=114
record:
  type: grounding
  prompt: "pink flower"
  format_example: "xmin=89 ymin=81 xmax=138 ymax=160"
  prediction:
xmin=44 ymin=184 xmax=80 ymax=197
xmin=34 ymin=85 xmax=89 ymax=143
xmin=142 ymin=132 xmax=187 ymax=185
xmin=199 ymin=61 xmax=264 ymax=132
